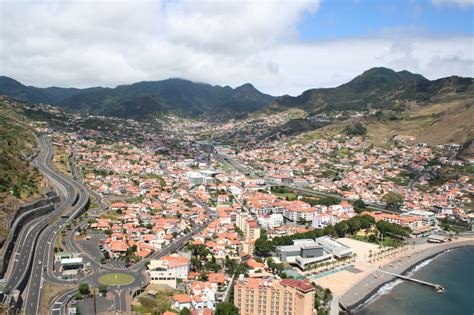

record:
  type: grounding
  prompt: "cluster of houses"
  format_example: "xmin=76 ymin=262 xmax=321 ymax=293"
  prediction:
xmin=90 ymin=201 xmax=195 ymax=261
xmin=236 ymin=135 xmax=472 ymax=225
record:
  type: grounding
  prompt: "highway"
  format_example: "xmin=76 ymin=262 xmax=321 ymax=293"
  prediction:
xmin=2 ymin=135 xmax=74 ymax=297
xmin=2 ymin=134 xmax=90 ymax=315
xmin=26 ymin=135 xmax=90 ymax=314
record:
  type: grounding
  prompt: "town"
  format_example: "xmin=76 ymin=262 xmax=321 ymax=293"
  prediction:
xmin=1 ymin=97 xmax=471 ymax=315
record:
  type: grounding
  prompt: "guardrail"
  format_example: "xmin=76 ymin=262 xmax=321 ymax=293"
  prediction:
xmin=0 ymin=192 xmax=59 ymax=278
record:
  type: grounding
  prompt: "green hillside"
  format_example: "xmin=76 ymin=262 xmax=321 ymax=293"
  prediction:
xmin=0 ymin=96 xmax=44 ymax=240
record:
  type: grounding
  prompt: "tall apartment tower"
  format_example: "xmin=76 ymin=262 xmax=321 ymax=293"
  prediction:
xmin=234 ymin=277 xmax=316 ymax=315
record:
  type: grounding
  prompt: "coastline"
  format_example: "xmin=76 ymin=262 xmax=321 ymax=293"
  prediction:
xmin=339 ymin=238 xmax=474 ymax=312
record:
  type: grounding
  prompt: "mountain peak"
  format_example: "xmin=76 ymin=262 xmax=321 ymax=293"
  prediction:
xmin=236 ymin=83 xmax=256 ymax=90
xmin=0 ymin=76 xmax=24 ymax=89
xmin=343 ymin=67 xmax=426 ymax=92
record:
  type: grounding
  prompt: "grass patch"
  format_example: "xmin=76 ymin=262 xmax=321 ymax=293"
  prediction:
xmin=54 ymin=230 xmax=63 ymax=251
xmin=52 ymin=145 xmax=70 ymax=175
xmin=132 ymin=284 xmax=181 ymax=314
xmin=98 ymin=273 xmax=135 ymax=286
xmin=99 ymin=210 xmax=122 ymax=220
xmin=274 ymin=192 xmax=297 ymax=201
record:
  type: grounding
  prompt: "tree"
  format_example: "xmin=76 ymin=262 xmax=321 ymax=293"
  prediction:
xmin=190 ymin=257 xmax=202 ymax=271
xmin=180 ymin=308 xmax=191 ymax=315
xmin=98 ymin=284 xmax=108 ymax=294
xmin=381 ymin=191 xmax=404 ymax=210
xmin=322 ymin=225 xmax=337 ymax=237
xmin=346 ymin=122 xmax=367 ymax=136
xmin=297 ymin=217 xmax=308 ymax=226
xmin=225 ymin=255 xmax=237 ymax=274
xmin=215 ymin=302 xmax=239 ymax=315
xmin=255 ymin=230 xmax=272 ymax=257
xmin=376 ymin=220 xmax=411 ymax=238
xmin=352 ymin=199 xmax=367 ymax=213
xmin=78 ymin=283 xmax=90 ymax=295
xmin=200 ymin=272 xmax=208 ymax=281
xmin=334 ymin=221 xmax=349 ymax=237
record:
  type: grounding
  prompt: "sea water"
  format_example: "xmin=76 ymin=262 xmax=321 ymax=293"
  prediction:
xmin=355 ymin=246 xmax=474 ymax=315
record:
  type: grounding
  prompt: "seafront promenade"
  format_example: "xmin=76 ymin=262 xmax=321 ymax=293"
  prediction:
xmin=339 ymin=238 xmax=474 ymax=310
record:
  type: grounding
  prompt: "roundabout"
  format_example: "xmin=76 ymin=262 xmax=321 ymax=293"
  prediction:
xmin=98 ymin=273 xmax=135 ymax=286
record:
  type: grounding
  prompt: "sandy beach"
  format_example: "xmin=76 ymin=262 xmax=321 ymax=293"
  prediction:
xmin=335 ymin=237 xmax=474 ymax=311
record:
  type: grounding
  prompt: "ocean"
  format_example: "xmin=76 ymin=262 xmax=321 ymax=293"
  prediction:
xmin=354 ymin=246 xmax=474 ymax=315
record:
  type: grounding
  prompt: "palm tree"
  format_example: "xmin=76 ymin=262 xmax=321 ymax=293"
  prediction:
xmin=304 ymin=265 xmax=310 ymax=275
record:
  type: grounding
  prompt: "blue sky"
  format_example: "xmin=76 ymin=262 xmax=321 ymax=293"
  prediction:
xmin=298 ymin=0 xmax=474 ymax=41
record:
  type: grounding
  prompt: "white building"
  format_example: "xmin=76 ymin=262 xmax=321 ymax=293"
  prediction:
xmin=148 ymin=255 xmax=190 ymax=288
xmin=283 ymin=206 xmax=316 ymax=222
xmin=257 ymin=214 xmax=284 ymax=229
xmin=312 ymin=214 xmax=338 ymax=228
xmin=316 ymin=236 xmax=352 ymax=258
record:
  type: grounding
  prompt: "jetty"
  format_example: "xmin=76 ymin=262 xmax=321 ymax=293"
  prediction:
xmin=378 ymin=269 xmax=444 ymax=292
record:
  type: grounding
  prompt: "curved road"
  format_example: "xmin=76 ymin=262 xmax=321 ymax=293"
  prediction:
xmin=22 ymin=135 xmax=90 ymax=314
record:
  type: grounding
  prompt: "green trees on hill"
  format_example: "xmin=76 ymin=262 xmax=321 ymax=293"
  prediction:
xmin=381 ymin=191 xmax=404 ymax=210
xmin=345 ymin=122 xmax=367 ymax=136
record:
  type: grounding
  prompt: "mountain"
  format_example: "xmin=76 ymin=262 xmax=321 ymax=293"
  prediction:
xmin=59 ymin=79 xmax=274 ymax=119
xmin=0 ymin=76 xmax=56 ymax=104
xmin=0 ymin=76 xmax=105 ymax=105
xmin=0 ymin=76 xmax=275 ymax=119
xmin=267 ymin=67 xmax=473 ymax=114
xmin=1 ymin=68 xmax=472 ymax=120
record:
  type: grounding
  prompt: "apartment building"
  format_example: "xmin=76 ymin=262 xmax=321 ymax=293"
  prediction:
xmin=236 ymin=212 xmax=261 ymax=241
xmin=148 ymin=255 xmax=190 ymax=288
xmin=233 ymin=277 xmax=315 ymax=315
xmin=362 ymin=211 xmax=426 ymax=231
xmin=257 ymin=214 xmax=284 ymax=229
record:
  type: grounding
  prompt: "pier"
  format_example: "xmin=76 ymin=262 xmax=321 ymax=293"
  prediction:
xmin=378 ymin=269 xmax=445 ymax=292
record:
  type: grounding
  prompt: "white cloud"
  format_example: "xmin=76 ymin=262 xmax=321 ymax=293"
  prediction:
xmin=432 ymin=0 xmax=474 ymax=8
xmin=0 ymin=0 xmax=472 ymax=96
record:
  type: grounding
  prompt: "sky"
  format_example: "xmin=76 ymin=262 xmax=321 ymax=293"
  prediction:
xmin=0 ymin=0 xmax=473 ymax=96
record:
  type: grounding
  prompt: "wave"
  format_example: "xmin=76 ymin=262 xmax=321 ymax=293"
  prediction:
xmin=406 ymin=256 xmax=436 ymax=277
xmin=353 ymin=278 xmax=404 ymax=311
